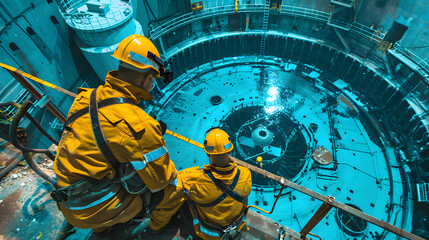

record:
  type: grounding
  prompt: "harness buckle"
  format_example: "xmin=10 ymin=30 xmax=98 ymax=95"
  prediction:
xmin=223 ymin=224 xmax=237 ymax=233
xmin=51 ymin=189 xmax=68 ymax=202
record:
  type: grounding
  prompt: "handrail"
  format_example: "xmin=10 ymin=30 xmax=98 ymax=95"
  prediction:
xmin=150 ymin=4 xmax=263 ymax=40
xmin=0 ymin=63 xmax=68 ymax=123
xmin=0 ymin=63 xmax=78 ymax=98
xmin=57 ymin=0 xmax=133 ymax=31
xmin=57 ymin=0 xmax=87 ymax=13
xmin=148 ymin=3 xmax=428 ymax=83
xmin=389 ymin=43 xmax=429 ymax=84
xmin=148 ymin=2 xmax=429 ymax=103
xmin=149 ymin=3 xmax=429 ymax=81
xmin=9 ymin=100 xmax=56 ymax=161
xmin=165 ymin=129 xmax=425 ymax=240
xmin=149 ymin=4 xmax=384 ymax=44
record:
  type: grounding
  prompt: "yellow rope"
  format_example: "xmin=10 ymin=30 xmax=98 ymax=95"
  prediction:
xmin=166 ymin=129 xmax=204 ymax=149
xmin=0 ymin=63 xmax=77 ymax=98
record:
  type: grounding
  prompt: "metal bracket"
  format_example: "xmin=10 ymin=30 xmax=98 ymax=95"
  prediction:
xmin=33 ymin=95 xmax=51 ymax=108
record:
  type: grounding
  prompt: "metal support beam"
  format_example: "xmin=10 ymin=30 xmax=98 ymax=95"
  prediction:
xmin=333 ymin=27 xmax=351 ymax=52
xmin=5 ymin=69 xmax=67 ymax=123
xmin=245 ymin=13 xmax=249 ymax=31
xmin=300 ymin=201 xmax=333 ymax=239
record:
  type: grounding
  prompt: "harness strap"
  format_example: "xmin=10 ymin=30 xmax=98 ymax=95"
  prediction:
xmin=51 ymin=89 xmax=139 ymax=203
xmin=64 ymin=96 xmax=137 ymax=131
xmin=89 ymin=88 xmax=121 ymax=170
xmin=182 ymin=177 xmax=247 ymax=238
xmin=51 ymin=178 xmax=120 ymax=203
xmin=187 ymin=197 xmax=246 ymax=238
xmin=196 ymin=169 xmax=245 ymax=208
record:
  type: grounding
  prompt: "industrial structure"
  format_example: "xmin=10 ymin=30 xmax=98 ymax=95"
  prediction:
xmin=0 ymin=0 xmax=428 ymax=239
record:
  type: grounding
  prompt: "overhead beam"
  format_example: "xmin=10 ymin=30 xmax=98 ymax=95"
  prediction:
xmin=333 ymin=27 xmax=351 ymax=52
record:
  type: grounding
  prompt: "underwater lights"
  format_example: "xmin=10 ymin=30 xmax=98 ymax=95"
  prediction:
xmin=251 ymin=126 xmax=274 ymax=147
xmin=220 ymin=105 xmax=309 ymax=186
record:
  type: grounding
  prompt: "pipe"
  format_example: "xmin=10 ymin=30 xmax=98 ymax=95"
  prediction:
xmin=247 ymin=184 xmax=285 ymax=214
xmin=0 ymin=101 xmax=21 ymax=109
xmin=9 ymin=125 xmax=56 ymax=185
xmin=0 ymin=101 xmax=58 ymax=145
xmin=22 ymin=150 xmax=55 ymax=185
xmin=24 ymin=109 xmax=59 ymax=145
xmin=0 ymin=102 xmax=23 ymax=179
xmin=9 ymin=100 xmax=55 ymax=160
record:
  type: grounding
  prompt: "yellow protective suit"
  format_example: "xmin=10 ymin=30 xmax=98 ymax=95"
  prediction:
xmin=53 ymin=71 xmax=177 ymax=229
xmin=150 ymin=161 xmax=252 ymax=240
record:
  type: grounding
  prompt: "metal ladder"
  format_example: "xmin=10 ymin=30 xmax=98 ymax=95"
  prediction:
xmin=259 ymin=0 xmax=270 ymax=56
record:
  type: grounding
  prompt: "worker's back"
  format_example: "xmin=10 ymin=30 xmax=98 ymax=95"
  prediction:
xmin=181 ymin=162 xmax=252 ymax=239
xmin=53 ymin=71 xmax=177 ymax=229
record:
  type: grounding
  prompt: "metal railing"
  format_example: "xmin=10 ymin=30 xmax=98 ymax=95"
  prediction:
xmin=330 ymin=0 xmax=355 ymax=7
xmin=350 ymin=22 xmax=385 ymax=43
xmin=280 ymin=5 xmax=330 ymax=22
xmin=389 ymin=43 xmax=429 ymax=83
xmin=149 ymin=4 xmax=383 ymax=43
xmin=57 ymin=0 xmax=132 ymax=31
xmin=148 ymin=2 xmax=429 ymax=99
xmin=150 ymin=4 xmax=265 ymax=40
xmin=331 ymin=0 xmax=355 ymax=4
xmin=0 ymin=90 xmax=29 ymax=124
xmin=57 ymin=0 xmax=87 ymax=14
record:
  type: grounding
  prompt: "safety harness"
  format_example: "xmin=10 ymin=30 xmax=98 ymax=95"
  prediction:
xmin=51 ymin=88 xmax=148 ymax=207
xmin=186 ymin=167 xmax=248 ymax=239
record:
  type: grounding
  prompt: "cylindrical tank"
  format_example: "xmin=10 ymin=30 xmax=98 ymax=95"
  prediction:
xmin=57 ymin=0 xmax=143 ymax=80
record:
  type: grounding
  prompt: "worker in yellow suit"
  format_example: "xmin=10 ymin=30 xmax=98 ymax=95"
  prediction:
xmin=150 ymin=128 xmax=252 ymax=239
xmin=52 ymin=34 xmax=177 ymax=232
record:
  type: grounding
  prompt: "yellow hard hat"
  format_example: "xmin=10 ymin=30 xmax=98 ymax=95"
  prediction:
xmin=112 ymin=34 xmax=161 ymax=77
xmin=204 ymin=128 xmax=233 ymax=155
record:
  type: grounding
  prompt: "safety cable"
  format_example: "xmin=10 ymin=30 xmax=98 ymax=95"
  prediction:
xmin=0 ymin=62 xmax=77 ymax=98
xmin=247 ymin=184 xmax=285 ymax=214
xmin=9 ymin=100 xmax=56 ymax=160
xmin=336 ymin=162 xmax=408 ymax=185
xmin=308 ymin=232 xmax=322 ymax=240
xmin=166 ymin=129 xmax=204 ymax=148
